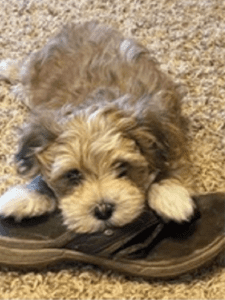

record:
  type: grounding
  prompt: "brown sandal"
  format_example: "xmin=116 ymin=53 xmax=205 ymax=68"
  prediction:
xmin=0 ymin=193 xmax=224 ymax=279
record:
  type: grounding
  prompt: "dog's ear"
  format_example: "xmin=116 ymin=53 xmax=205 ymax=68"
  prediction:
xmin=134 ymin=90 xmax=188 ymax=170
xmin=124 ymin=110 xmax=187 ymax=174
xmin=126 ymin=121 xmax=169 ymax=173
xmin=15 ymin=117 xmax=59 ymax=178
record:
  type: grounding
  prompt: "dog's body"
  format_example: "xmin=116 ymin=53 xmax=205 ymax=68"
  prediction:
xmin=0 ymin=21 xmax=194 ymax=233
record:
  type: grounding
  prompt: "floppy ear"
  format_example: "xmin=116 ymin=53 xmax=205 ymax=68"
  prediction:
xmin=125 ymin=108 xmax=187 ymax=174
xmin=15 ymin=118 xmax=59 ymax=178
xmin=126 ymin=121 xmax=170 ymax=173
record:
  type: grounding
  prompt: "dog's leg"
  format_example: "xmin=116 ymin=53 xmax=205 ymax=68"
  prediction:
xmin=0 ymin=176 xmax=56 ymax=221
xmin=148 ymin=179 xmax=195 ymax=223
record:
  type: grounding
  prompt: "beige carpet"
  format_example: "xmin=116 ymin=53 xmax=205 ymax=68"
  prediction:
xmin=0 ymin=0 xmax=225 ymax=298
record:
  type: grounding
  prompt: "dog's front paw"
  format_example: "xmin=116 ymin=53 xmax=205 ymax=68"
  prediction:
xmin=0 ymin=59 xmax=20 ymax=83
xmin=0 ymin=186 xmax=56 ymax=221
xmin=148 ymin=179 xmax=195 ymax=223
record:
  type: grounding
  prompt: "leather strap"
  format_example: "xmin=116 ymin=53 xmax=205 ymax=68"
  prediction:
xmin=65 ymin=210 xmax=164 ymax=259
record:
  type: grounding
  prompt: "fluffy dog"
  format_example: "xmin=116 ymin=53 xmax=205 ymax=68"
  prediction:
xmin=0 ymin=21 xmax=195 ymax=233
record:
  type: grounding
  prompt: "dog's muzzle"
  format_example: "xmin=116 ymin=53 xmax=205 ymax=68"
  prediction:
xmin=94 ymin=202 xmax=115 ymax=220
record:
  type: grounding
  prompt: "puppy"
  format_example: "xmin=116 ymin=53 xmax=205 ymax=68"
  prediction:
xmin=0 ymin=21 xmax=194 ymax=233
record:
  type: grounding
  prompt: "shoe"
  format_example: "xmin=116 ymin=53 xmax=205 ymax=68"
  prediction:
xmin=0 ymin=193 xmax=224 ymax=279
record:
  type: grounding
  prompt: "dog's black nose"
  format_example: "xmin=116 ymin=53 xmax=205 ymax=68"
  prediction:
xmin=94 ymin=203 xmax=114 ymax=220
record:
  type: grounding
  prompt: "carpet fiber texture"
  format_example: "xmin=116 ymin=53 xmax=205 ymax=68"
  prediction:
xmin=0 ymin=0 xmax=225 ymax=298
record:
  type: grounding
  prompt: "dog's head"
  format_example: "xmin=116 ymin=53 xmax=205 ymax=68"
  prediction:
xmin=16 ymin=100 xmax=184 ymax=233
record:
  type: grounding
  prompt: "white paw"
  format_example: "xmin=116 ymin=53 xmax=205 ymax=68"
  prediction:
xmin=0 ymin=59 xmax=19 ymax=83
xmin=148 ymin=180 xmax=195 ymax=222
xmin=0 ymin=186 xmax=56 ymax=221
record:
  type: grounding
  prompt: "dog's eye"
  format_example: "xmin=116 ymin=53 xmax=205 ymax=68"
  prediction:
xmin=64 ymin=169 xmax=83 ymax=185
xmin=116 ymin=162 xmax=130 ymax=178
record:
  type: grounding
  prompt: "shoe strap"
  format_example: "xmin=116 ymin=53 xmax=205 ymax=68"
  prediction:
xmin=65 ymin=210 xmax=164 ymax=259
